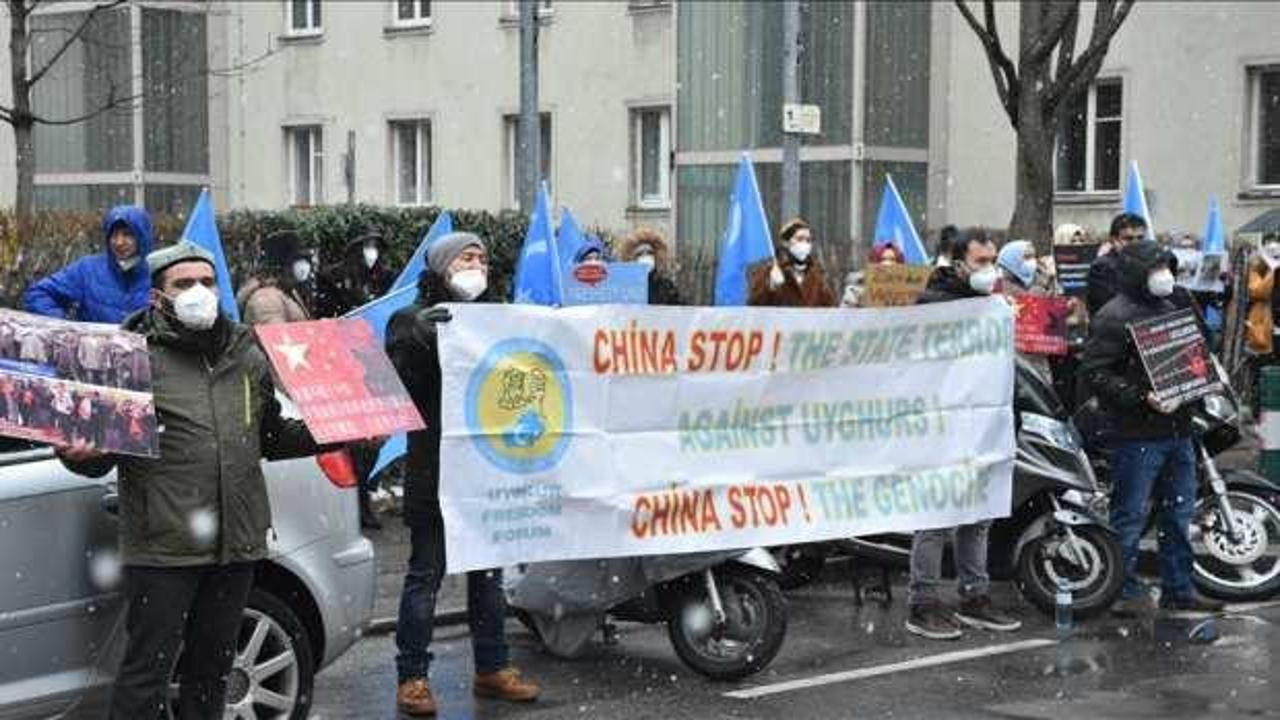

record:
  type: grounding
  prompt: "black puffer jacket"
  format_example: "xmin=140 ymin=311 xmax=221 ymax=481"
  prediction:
xmin=1081 ymin=242 xmax=1195 ymax=440
xmin=917 ymin=266 xmax=984 ymax=305
xmin=385 ymin=270 xmax=494 ymax=526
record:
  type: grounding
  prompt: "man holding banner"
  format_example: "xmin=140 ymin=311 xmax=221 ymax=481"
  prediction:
xmin=386 ymin=231 xmax=541 ymax=716
xmin=907 ymin=229 xmax=1022 ymax=640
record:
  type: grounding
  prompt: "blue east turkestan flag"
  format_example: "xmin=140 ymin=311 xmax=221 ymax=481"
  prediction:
xmin=512 ymin=182 xmax=563 ymax=306
xmin=1203 ymin=196 xmax=1225 ymax=255
xmin=714 ymin=154 xmax=774 ymax=306
xmin=873 ymin=175 xmax=928 ymax=266
xmin=391 ymin=211 xmax=454 ymax=293
xmin=1123 ymin=160 xmax=1154 ymax=240
xmin=182 ymin=188 xmax=239 ymax=322
xmin=557 ymin=207 xmax=587 ymax=277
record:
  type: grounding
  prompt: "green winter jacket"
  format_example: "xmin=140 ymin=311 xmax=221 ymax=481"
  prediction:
xmin=64 ymin=309 xmax=319 ymax=567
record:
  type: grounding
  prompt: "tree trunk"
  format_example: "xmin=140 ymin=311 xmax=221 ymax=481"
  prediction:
xmin=1008 ymin=101 xmax=1055 ymax=253
xmin=8 ymin=0 xmax=34 ymax=242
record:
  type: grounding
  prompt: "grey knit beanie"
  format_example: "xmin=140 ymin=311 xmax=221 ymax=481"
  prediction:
xmin=427 ymin=231 xmax=486 ymax=275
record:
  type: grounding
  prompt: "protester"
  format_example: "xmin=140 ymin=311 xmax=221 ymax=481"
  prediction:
xmin=24 ymin=205 xmax=155 ymax=324
xmin=387 ymin=231 xmax=541 ymax=716
xmin=748 ymin=218 xmax=837 ymax=307
xmin=56 ymin=239 xmax=324 ymax=719
xmin=315 ymin=225 xmax=394 ymax=529
xmin=906 ymin=228 xmax=1022 ymax=640
xmin=996 ymin=240 xmax=1040 ymax=294
xmin=1086 ymin=212 xmax=1148 ymax=315
xmin=620 ymin=228 xmax=683 ymax=305
xmin=573 ymin=235 xmax=608 ymax=267
xmin=1245 ymin=233 xmax=1280 ymax=411
xmin=316 ymin=225 xmax=394 ymax=319
xmin=935 ymin=224 xmax=959 ymax=268
xmin=869 ymin=243 xmax=901 ymax=266
xmin=1080 ymin=242 xmax=1224 ymax=616
xmin=1054 ymin=223 xmax=1087 ymax=247
xmin=237 ymin=229 xmax=314 ymax=325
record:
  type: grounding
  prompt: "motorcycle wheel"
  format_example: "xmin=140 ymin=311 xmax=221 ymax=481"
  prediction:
xmin=1017 ymin=523 xmax=1124 ymax=618
xmin=667 ymin=565 xmax=787 ymax=681
xmin=1190 ymin=489 xmax=1280 ymax=601
xmin=770 ymin=545 xmax=826 ymax=590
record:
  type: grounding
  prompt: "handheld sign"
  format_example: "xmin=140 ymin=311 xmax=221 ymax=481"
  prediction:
xmin=1128 ymin=309 xmax=1222 ymax=407
xmin=863 ymin=265 xmax=932 ymax=307
xmin=1052 ymin=243 xmax=1101 ymax=298
xmin=0 ymin=308 xmax=158 ymax=456
xmin=257 ymin=318 xmax=425 ymax=443
xmin=562 ymin=262 xmax=650 ymax=307
xmin=1012 ymin=295 xmax=1071 ymax=356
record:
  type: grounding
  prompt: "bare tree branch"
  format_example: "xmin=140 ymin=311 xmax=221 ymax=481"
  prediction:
xmin=1024 ymin=1 xmax=1079 ymax=64
xmin=954 ymin=0 xmax=1020 ymax=124
xmin=1054 ymin=2 xmax=1080 ymax=86
xmin=1047 ymin=0 xmax=1135 ymax=109
xmin=27 ymin=0 xmax=128 ymax=88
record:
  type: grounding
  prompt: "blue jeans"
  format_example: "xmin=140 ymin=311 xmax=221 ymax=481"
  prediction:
xmin=1109 ymin=437 xmax=1197 ymax=601
xmin=395 ymin=516 xmax=509 ymax=681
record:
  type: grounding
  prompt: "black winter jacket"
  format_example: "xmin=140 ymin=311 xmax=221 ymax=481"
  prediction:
xmin=1085 ymin=251 xmax=1123 ymax=317
xmin=917 ymin=266 xmax=984 ymax=305
xmin=385 ymin=270 xmax=493 ymax=526
xmin=1080 ymin=243 xmax=1196 ymax=440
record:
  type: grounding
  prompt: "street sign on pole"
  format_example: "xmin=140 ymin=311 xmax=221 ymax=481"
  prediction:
xmin=783 ymin=103 xmax=822 ymax=135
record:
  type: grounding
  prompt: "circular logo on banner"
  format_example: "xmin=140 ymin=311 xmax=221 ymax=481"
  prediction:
xmin=465 ymin=338 xmax=573 ymax=474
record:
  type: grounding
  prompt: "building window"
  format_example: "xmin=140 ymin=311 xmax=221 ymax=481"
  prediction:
xmin=393 ymin=0 xmax=431 ymax=27
xmin=504 ymin=113 xmax=552 ymax=208
xmin=287 ymin=0 xmax=322 ymax=35
xmin=1056 ymin=78 xmax=1122 ymax=193
xmin=504 ymin=0 xmax=553 ymax=19
xmin=1249 ymin=66 xmax=1280 ymax=188
xmin=391 ymin=120 xmax=432 ymax=205
xmin=633 ymin=107 xmax=671 ymax=208
xmin=287 ymin=126 xmax=323 ymax=206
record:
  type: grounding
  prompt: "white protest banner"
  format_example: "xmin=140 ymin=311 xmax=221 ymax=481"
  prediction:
xmin=437 ymin=299 xmax=1015 ymax=573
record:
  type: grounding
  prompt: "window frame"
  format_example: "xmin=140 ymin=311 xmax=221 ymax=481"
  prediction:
xmin=391 ymin=119 xmax=432 ymax=206
xmin=1054 ymin=77 xmax=1124 ymax=196
xmin=504 ymin=112 xmax=553 ymax=209
xmin=1248 ymin=64 xmax=1280 ymax=190
xmin=391 ymin=0 xmax=432 ymax=28
xmin=632 ymin=106 xmax=672 ymax=210
xmin=285 ymin=0 xmax=323 ymax=37
xmin=503 ymin=0 xmax=553 ymax=20
xmin=286 ymin=125 xmax=324 ymax=207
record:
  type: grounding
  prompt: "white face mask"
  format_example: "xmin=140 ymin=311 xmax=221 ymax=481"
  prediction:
xmin=118 ymin=256 xmax=140 ymax=272
xmin=789 ymin=241 xmax=813 ymax=263
xmin=968 ymin=265 xmax=999 ymax=295
xmin=1148 ymin=269 xmax=1176 ymax=298
xmin=448 ymin=268 xmax=487 ymax=301
xmin=1265 ymin=243 xmax=1280 ymax=262
xmin=169 ymin=284 xmax=219 ymax=330
xmin=362 ymin=246 xmax=379 ymax=269
xmin=636 ymin=254 xmax=656 ymax=271
xmin=291 ymin=259 xmax=312 ymax=283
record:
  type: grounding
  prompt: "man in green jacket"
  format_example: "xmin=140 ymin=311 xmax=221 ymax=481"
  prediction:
xmin=59 ymin=240 xmax=322 ymax=720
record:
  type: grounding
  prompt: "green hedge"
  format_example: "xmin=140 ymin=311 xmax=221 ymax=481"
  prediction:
xmin=0 ymin=205 xmax=533 ymax=308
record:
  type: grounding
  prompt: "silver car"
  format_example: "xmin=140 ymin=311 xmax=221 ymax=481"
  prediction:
xmin=0 ymin=435 xmax=376 ymax=719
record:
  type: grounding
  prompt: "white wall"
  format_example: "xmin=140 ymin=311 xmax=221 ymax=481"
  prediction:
xmin=218 ymin=0 xmax=673 ymax=235
xmin=0 ymin=7 xmax=17 ymax=207
xmin=939 ymin=1 xmax=1280 ymax=239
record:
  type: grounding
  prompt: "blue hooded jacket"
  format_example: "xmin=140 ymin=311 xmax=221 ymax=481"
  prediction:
xmin=24 ymin=205 xmax=155 ymax=324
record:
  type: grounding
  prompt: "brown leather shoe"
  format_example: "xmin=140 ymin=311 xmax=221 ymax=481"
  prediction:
xmin=473 ymin=666 xmax=541 ymax=702
xmin=396 ymin=678 xmax=437 ymax=716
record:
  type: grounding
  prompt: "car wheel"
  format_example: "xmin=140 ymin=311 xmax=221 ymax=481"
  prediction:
xmin=169 ymin=588 xmax=315 ymax=720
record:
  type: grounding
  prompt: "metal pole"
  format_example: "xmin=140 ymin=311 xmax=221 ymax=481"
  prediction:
xmin=518 ymin=0 xmax=540 ymax=212
xmin=780 ymin=0 xmax=801 ymax=222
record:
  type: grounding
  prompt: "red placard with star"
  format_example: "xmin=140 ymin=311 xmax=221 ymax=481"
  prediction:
xmin=1011 ymin=294 xmax=1071 ymax=356
xmin=256 ymin=318 xmax=425 ymax=443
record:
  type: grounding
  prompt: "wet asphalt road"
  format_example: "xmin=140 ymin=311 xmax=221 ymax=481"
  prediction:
xmin=308 ymin=559 xmax=1280 ymax=720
